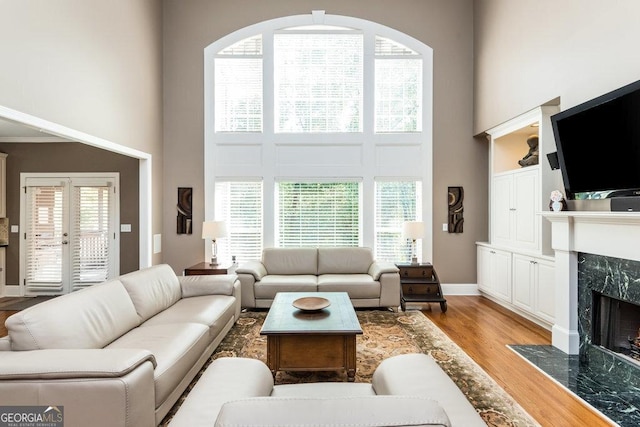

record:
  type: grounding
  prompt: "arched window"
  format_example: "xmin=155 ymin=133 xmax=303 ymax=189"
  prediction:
xmin=205 ymin=11 xmax=433 ymax=264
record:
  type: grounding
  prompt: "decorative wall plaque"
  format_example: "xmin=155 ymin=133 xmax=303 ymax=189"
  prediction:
xmin=177 ymin=187 xmax=192 ymax=234
xmin=448 ymin=186 xmax=464 ymax=233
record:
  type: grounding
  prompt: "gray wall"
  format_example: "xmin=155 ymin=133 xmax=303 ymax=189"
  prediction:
xmin=474 ymin=0 xmax=640 ymax=133
xmin=0 ymin=143 xmax=140 ymax=285
xmin=163 ymin=0 xmax=484 ymax=284
xmin=0 ymin=0 xmax=164 ymax=265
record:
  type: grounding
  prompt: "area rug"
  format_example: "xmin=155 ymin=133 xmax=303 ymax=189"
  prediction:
xmin=161 ymin=310 xmax=539 ymax=426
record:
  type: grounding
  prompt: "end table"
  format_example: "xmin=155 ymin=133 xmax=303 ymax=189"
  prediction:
xmin=396 ymin=263 xmax=447 ymax=312
xmin=184 ymin=262 xmax=229 ymax=276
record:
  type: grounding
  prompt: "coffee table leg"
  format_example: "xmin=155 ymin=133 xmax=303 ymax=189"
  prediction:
xmin=266 ymin=336 xmax=278 ymax=379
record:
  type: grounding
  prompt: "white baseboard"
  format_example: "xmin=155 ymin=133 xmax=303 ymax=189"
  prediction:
xmin=441 ymin=283 xmax=480 ymax=296
xmin=2 ymin=285 xmax=22 ymax=297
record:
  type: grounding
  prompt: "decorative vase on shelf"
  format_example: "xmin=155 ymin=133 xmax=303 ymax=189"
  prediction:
xmin=549 ymin=190 xmax=567 ymax=212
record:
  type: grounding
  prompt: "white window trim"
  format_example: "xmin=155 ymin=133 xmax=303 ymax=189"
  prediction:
xmin=204 ymin=11 xmax=433 ymax=261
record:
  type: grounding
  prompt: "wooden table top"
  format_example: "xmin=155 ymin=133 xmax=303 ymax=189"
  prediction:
xmin=260 ymin=292 xmax=362 ymax=335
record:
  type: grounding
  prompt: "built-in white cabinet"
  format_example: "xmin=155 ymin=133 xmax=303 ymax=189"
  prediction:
xmin=512 ymin=254 xmax=555 ymax=324
xmin=492 ymin=167 xmax=539 ymax=250
xmin=477 ymin=245 xmax=512 ymax=301
xmin=477 ymin=106 xmax=561 ymax=329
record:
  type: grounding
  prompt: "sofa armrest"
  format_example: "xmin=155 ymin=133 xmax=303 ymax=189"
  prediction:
xmin=0 ymin=336 xmax=11 ymax=351
xmin=368 ymin=261 xmax=399 ymax=280
xmin=179 ymin=274 xmax=238 ymax=297
xmin=0 ymin=349 xmax=156 ymax=427
xmin=0 ymin=348 xmax=156 ymax=380
xmin=235 ymin=260 xmax=267 ymax=280
xmin=372 ymin=353 xmax=485 ymax=426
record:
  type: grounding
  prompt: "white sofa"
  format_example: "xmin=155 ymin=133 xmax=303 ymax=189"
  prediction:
xmin=236 ymin=247 xmax=400 ymax=309
xmin=168 ymin=353 xmax=486 ymax=427
xmin=0 ymin=264 xmax=241 ymax=427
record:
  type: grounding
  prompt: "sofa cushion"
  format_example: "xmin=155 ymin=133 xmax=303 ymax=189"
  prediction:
xmin=317 ymin=274 xmax=380 ymax=298
xmin=214 ymin=396 xmax=452 ymax=427
xmin=6 ymin=280 xmax=140 ymax=351
xmin=271 ymin=382 xmax=375 ymax=397
xmin=119 ymin=264 xmax=182 ymax=322
xmin=179 ymin=275 xmax=237 ymax=298
xmin=262 ymin=248 xmax=318 ymax=275
xmin=106 ymin=322 xmax=209 ymax=408
xmin=141 ymin=295 xmax=237 ymax=339
xmin=254 ymin=275 xmax=317 ymax=299
xmin=317 ymin=247 xmax=373 ymax=275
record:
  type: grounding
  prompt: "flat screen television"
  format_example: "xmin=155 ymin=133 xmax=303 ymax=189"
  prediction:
xmin=551 ymin=79 xmax=640 ymax=200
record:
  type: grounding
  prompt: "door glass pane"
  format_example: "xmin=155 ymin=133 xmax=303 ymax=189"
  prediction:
xmin=71 ymin=185 xmax=111 ymax=289
xmin=25 ymin=186 xmax=65 ymax=290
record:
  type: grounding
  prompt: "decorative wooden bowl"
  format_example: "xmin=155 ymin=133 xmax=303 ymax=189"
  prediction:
xmin=292 ymin=296 xmax=331 ymax=312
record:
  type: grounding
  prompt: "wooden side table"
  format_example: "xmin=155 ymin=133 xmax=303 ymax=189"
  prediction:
xmin=396 ymin=263 xmax=447 ymax=312
xmin=184 ymin=262 xmax=229 ymax=276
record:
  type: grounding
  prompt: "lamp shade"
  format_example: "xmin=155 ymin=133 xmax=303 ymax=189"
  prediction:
xmin=402 ymin=221 xmax=424 ymax=239
xmin=202 ymin=221 xmax=227 ymax=239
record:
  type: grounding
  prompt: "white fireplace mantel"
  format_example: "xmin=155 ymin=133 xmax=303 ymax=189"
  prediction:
xmin=543 ymin=211 xmax=640 ymax=354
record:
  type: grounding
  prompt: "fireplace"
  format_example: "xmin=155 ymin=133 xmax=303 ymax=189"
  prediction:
xmin=537 ymin=212 xmax=640 ymax=425
xmin=593 ymin=292 xmax=640 ymax=364
xmin=578 ymin=253 xmax=640 ymax=370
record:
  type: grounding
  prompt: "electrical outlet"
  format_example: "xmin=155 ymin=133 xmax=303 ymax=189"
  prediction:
xmin=442 ymin=223 xmax=448 ymax=232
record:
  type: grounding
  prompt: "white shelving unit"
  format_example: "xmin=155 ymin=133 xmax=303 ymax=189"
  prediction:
xmin=477 ymin=106 xmax=561 ymax=329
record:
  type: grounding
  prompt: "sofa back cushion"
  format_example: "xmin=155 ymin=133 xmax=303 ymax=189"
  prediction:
xmin=214 ymin=396 xmax=451 ymax=427
xmin=119 ymin=264 xmax=182 ymax=322
xmin=6 ymin=280 xmax=140 ymax=350
xmin=262 ymin=248 xmax=318 ymax=275
xmin=318 ymin=247 xmax=373 ymax=275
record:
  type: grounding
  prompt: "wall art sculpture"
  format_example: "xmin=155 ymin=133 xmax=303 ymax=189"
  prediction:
xmin=177 ymin=187 xmax=192 ymax=234
xmin=448 ymin=186 xmax=464 ymax=233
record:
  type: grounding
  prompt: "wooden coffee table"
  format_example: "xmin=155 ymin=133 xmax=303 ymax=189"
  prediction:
xmin=260 ymin=292 xmax=363 ymax=382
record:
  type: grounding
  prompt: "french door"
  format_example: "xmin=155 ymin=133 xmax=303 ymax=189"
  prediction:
xmin=20 ymin=174 xmax=119 ymax=295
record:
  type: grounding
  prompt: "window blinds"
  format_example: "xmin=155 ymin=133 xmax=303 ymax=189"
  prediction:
xmin=276 ymin=181 xmax=361 ymax=247
xmin=215 ymin=181 xmax=263 ymax=263
xmin=374 ymin=181 xmax=421 ymax=262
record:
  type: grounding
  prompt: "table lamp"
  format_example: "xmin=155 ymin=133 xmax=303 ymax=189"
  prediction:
xmin=202 ymin=221 xmax=227 ymax=266
xmin=402 ymin=221 xmax=424 ymax=264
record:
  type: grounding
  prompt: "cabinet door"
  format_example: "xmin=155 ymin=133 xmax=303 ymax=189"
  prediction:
xmin=493 ymin=249 xmax=512 ymax=301
xmin=512 ymin=254 xmax=534 ymax=312
xmin=492 ymin=174 xmax=513 ymax=245
xmin=477 ymin=246 xmax=494 ymax=294
xmin=477 ymin=246 xmax=511 ymax=302
xmin=535 ymin=259 xmax=555 ymax=323
xmin=513 ymin=169 xmax=539 ymax=250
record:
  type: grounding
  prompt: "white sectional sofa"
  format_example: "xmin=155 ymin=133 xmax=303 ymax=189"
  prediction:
xmin=0 ymin=264 xmax=241 ymax=427
xmin=236 ymin=247 xmax=400 ymax=309
xmin=168 ymin=353 xmax=486 ymax=427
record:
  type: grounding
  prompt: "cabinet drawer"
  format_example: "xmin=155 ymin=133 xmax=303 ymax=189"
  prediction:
xmin=399 ymin=265 xmax=434 ymax=279
xmin=402 ymin=283 xmax=440 ymax=296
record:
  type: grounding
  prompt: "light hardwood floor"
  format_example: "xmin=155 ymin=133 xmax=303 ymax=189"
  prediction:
xmin=0 ymin=295 xmax=611 ymax=426
xmin=422 ymin=296 xmax=612 ymax=427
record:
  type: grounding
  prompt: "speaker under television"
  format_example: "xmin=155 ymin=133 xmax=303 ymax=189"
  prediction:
xmin=546 ymin=152 xmax=560 ymax=170
xmin=611 ymin=196 xmax=640 ymax=212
